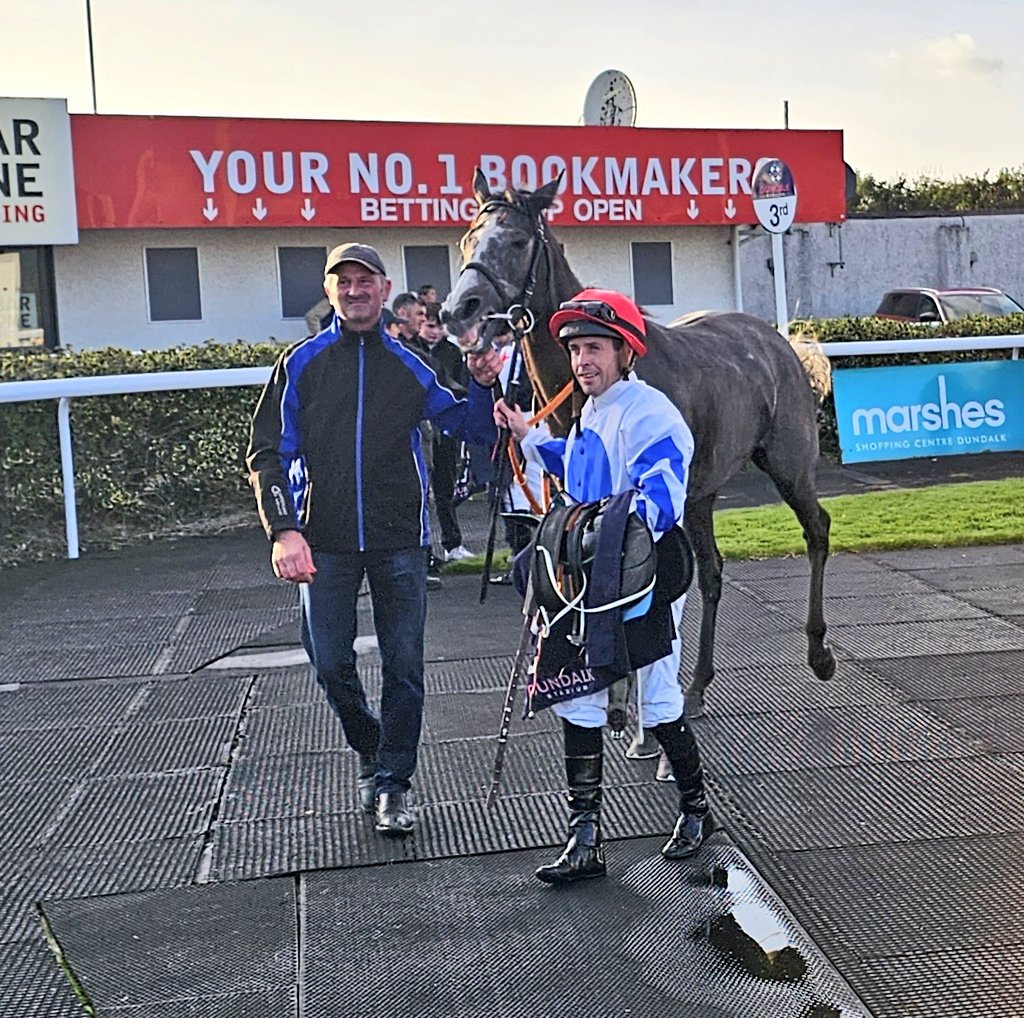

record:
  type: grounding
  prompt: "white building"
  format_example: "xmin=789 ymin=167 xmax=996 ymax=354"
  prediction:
xmin=1 ymin=101 xmax=847 ymax=351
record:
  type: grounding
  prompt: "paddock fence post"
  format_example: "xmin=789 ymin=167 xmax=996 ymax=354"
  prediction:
xmin=56 ymin=396 xmax=80 ymax=560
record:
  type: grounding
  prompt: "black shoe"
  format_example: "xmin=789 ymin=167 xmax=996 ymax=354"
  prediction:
xmin=426 ymin=574 xmax=442 ymax=592
xmin=357 ymin=754 xmax=377 ymax=814
xmin=662 ymin=808 xmax=711 ymax=859
xmin=535 ymin=819 xmax=606 ymax=884
xmin=375 ymin=791 xmax=415 ymax=837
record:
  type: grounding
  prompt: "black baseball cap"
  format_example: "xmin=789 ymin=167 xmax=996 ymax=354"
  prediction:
xmin=325 ymin=243 xmax=387 ymax=277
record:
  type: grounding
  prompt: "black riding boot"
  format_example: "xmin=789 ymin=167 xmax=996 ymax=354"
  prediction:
xmin=651 ymin=715 xmax=711 ymax=859
xmin=535 ymin=721 xmax=607 ymax=884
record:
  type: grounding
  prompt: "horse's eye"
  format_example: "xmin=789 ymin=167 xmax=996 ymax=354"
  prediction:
xmin=511 ymin=237 xmax=528 ymax=250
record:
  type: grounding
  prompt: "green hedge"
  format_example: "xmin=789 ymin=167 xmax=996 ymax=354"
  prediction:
xmin=849 ymin=167 xmax=1024 ymax=216
xmin=1 ymin=317 xmax=1022 ymax=565
xmin=0 ymin=341 xmax=283 ymax=565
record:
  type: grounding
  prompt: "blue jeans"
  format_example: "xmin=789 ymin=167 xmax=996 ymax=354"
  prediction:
xmin=300 ymin=546 xmax=428 ymax=795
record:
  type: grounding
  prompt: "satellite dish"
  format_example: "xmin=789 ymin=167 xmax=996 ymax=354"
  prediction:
xmin=583 ymin=70 xmax=637 ymax=127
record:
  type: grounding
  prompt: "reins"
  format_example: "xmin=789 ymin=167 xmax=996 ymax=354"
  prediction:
xmin=506 ymin=379 xmax=573 ymax=513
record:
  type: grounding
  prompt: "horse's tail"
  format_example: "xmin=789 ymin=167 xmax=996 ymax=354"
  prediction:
xmin=788 ymin=326 xmax=832 ymax=401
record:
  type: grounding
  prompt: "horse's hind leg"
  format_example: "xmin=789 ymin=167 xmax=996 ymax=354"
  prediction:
xmin=684 ymin=494 xmax=722 ymax=717
xmin=754 ymin=449 xmax=836 ymax=682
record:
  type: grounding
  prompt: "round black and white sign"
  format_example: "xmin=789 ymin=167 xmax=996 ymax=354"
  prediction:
xmin=751 ymin=158 xmax=797 ymax=233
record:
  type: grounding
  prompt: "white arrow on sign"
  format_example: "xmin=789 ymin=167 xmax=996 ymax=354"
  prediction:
xmin=300 ymin=198 xmax=316 ymax=221
xmin=252 ymin=198 xmax=268 ymax=221
xmin=724 ymin=199 xmax=736 ymax=219
xmin=687 ymin=199 xmax=699 ymax=220
xmin=202 ymin=198 xmax=218 ymax=221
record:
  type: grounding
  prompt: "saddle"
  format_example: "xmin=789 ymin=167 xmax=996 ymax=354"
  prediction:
xmin=529 ymin=499 xmax=657 ymax=629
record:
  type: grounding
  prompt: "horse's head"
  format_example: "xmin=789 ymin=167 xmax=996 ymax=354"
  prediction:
xmin=441 ymin=169 xmax=562 ymax=353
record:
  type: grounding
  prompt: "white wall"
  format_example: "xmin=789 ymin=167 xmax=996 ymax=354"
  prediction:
xmin=52 ymin=224 xmax=736 ymax=350
xmin=52 ymin=227 xmax=465 ymax=351
xmin=738 ymin=212 xmax=1024 ymax=324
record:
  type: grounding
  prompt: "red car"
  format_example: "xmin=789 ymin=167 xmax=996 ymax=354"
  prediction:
xmin=874 ymin=286 xmax=1024 ymax=324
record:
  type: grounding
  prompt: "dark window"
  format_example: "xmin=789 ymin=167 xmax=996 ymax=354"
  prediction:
xmin=889 ymin=293 xmax=918 ymax=318
xmin=145 ymin=247 xmax=202 ymax=321
xmin=875 ymin=292 xmax=897 ymax=315
xmin=278 ymin=246 xmax=328 ymax=318
xmin=0 ymin=246 xmax=58 ymax=349
xmin=403 ymin=245 xmax=452 ymax=299
xmin=631 ymin=242 xmax=673 ymax=305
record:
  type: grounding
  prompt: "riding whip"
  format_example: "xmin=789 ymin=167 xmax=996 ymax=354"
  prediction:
xmin=485 ymin=588 xmax=536 ymax=808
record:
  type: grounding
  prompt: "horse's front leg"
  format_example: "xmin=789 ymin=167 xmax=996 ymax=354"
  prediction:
xmin=684 ymin=495 xmax=722 ymax=718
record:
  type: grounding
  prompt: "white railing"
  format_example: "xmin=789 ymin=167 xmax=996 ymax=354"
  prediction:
xmin=817 ymin=334 xmax=1021 ymax=358
xmin=0 ymin=367 xmax=272 ymax=559
xmin=0 ymin=334 xmax=1020 ymax=560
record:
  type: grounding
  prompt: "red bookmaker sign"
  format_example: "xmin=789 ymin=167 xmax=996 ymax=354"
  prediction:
xmin=70 ymin=115 xmax=845 ymax=230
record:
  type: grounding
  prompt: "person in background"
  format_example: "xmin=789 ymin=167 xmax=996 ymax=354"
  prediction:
xmin=246 ymin=242 xmax=501 ymax=839
xmin=419 ymin=303 xmax=474 ymax=563
xmin=303 ymin=296 xmax=333 ymax=337
xmin=381 ymin=308 xmax=405 ymax=338
xmin=392 ymin=291 xmax=442 ymax=586
xmin=417 ymin=283 xmax=437 ymax=304
xmin=488 ymin=330 xmax=542 ymax=584
xmin=392 ymin=292 xmax=428 ymax=351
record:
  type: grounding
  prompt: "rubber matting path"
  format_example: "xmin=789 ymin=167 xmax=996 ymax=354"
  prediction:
xmin=2 ymin=521 xmax=1023 ymax=1017
xmin=41 ymin=837 xmax=869 ymax=1018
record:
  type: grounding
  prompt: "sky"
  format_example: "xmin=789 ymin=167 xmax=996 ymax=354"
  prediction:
xmin=5 ymin=0 xmax=1023 ymax=182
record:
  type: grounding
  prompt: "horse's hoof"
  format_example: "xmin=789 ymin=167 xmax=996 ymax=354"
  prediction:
xmin=685 ymin=696 xmax=706 ymax=719
xmin=810 ymin=646 xmax=837 ymax=682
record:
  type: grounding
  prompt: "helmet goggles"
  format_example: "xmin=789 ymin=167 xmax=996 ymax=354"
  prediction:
xmin=557 ymin=300 xmax=645 ymax=344
xmin=548 ymin=288 xmax=648 ymax=357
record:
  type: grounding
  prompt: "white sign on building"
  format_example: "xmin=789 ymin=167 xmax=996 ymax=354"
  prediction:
xmin=0 ymin=97 xmax=79 ymax=246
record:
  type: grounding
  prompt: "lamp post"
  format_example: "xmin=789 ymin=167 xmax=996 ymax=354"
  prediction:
xmin=85 ymin=0 xmax=98 ymax=113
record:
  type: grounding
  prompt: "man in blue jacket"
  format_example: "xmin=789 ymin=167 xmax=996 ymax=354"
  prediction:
xmin=246 ymin=243 xmax=500 ymax=837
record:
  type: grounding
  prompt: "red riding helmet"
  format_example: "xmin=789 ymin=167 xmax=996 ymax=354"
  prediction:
xmin=548 ymin=288 xmax=648 ymax=357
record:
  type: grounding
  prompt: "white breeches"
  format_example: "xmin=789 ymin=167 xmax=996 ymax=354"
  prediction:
xmin=552 ymin=594 xmax=686 ymax=729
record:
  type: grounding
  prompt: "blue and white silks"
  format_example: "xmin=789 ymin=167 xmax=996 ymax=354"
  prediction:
xmin=520 ymin=377 xmax=695 ymax=729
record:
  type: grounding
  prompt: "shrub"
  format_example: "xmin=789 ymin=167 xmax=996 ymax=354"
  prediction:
xmin=0 ymin=341 xmax=282 ymax=565
xmin=1 ymin=320 xmax=1021 ymax=566
xmin=794 ymin=313 xmax=1024 ymax=456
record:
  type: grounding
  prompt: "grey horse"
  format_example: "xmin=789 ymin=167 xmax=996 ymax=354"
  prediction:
xmin=442 ymin=171 xmax=836 ymax=716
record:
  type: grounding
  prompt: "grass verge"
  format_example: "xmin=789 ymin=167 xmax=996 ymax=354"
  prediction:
xmin=715 ymin=478 xmax=1024 ymax=559
xmin=441 ymin=478 xmax=1024 ymax=570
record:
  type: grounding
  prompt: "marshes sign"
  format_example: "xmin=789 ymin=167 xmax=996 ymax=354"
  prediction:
xmin=832 ymin=360 xmax=1024 ymax=463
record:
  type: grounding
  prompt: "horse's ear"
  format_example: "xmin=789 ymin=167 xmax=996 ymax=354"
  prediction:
xmin=472 ymin=167 xmax=491 ymax=206
xmin=525 ymin=172 xmax=563 ymax=218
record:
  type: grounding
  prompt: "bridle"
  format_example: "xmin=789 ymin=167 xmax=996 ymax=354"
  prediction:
xmin=457 ymin=198 xmax=550 ymax=344
xmin=459 ymin=196 xmax=579 ymax=513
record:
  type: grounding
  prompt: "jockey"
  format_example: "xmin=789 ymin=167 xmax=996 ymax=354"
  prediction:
xmin=494 ymin=287 xmax=711 ymax=884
